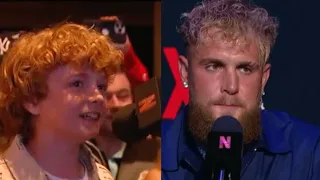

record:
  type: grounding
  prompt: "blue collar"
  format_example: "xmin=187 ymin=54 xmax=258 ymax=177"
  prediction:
xmin=162 ymin=106 xmax=292 ymax=171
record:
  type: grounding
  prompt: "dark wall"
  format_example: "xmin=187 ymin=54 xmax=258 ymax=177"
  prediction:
xmin=0 ymin=2 xmax=154 ymax=75
xmin=0 ymin=2 xmax=154 ymax=28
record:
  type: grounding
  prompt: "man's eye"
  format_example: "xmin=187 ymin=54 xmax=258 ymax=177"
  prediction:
xmin=240 ymin=67 xmax=252 ymax=74
xmin=205 ymin=64 xmax=221 ymax=71
xmin=118 ymin=94 xmax=130 ymax=99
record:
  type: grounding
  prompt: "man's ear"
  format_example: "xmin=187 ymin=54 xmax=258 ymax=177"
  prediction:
xmin=179 ymin=55 xmax=189 ymax=83
xmin=262 ymin=63 xmax=271 ymax=90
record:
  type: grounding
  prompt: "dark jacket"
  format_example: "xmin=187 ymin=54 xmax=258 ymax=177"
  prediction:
xmin=162 ymin=106 xmax=320 ymax=180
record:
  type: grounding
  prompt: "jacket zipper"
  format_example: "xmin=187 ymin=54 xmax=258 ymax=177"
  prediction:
xmin=240 ymin=148 xmax=257 ymax=178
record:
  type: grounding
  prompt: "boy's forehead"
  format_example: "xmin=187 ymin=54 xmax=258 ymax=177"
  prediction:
xmin=52 ymin=64 xmax=106 ymax=78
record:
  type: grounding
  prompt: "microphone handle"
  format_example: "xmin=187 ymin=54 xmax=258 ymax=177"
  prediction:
xmin=214 ymin=169 xmax=230 ymax=180
xmin=219 ymin=170 xmax=225 ymax=180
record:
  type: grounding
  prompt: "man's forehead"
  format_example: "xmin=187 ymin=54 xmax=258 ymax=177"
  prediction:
xmin=188 ymin=36 xmax=259 ymax=62
xmin=197 ymin=27 xmax=255 ymax=44
xmin=107 ymin=73 xmax=131 ymax=91
xmin=189 ymin=29 xmax=257 ymax=53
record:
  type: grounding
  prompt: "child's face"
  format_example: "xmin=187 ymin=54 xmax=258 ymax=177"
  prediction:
xmin=26 ymin=64 xmax=107 ymax=142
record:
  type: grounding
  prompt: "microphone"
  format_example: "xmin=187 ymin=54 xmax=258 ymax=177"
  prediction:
xmin=112 ymin=77 xmax=161 ymax=143
xmin=204 ymin=116 xmax=243 ymax=180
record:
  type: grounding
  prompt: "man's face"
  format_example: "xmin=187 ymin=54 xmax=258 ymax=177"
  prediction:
xmin=24 ymin=65 xmax=107 ymax=143
xmin=102 ymin=72 xmax=133 ymax=137
xmin=179 ymin=36 xmax=270 ymax=144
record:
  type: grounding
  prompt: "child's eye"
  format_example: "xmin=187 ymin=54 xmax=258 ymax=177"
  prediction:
xmin=72 ymin=80 xmax=83 ymax=87
xmin=98 ymin=84 xmax=106 ymax=91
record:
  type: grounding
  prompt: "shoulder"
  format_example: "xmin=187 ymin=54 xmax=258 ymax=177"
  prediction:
xmin=162 ymin=120 xmax=174 ymax=134
xmin=263 ymin=110 xmax=320 ymax=135
xmin=263 ymin=110 xmax=320 ymax=149
xmin=280 ymin=111 xmax=320 ymax=139
xmin=0 ymin=158 xmax=6 ymax=171
xmin=95 ymin=162 xmax=114 ymax=180
xmin=162 ymin=106 xmax=188 ymax=136
xmin=0 ymin=158 xmax=14 ymax=180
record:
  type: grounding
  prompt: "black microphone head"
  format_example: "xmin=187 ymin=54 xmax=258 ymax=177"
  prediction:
xmin=111 ymin=104 xmax=145 ymax=143
xmin=113 ymin=104 xmax=136 ymax=121
xmin=211 ymin=116 xmax=243 ymax=133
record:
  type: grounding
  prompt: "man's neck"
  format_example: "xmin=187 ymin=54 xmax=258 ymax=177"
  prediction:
xmin=25 ymin=129 xmax=84 ymax=179
xmin=95 ymin=135 xmax=125 ymax=158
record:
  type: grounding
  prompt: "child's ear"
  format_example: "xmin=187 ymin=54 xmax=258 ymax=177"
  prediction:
xmin=23 ymin=101 xmax=40 ymax=116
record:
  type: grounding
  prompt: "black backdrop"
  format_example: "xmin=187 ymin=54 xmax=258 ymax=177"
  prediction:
xmin=0 ymin=2 xmax=155 ymax=76
xmin=162 ymin=0 xmax=320 ymax=127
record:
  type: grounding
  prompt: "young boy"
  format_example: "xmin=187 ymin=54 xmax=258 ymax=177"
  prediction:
xmin=0 ymin=22 xmax=123 ymax=180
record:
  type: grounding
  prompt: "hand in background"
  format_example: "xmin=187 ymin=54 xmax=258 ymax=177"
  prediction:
xmin=143 ymin=135 xmax=161 ymax=180
xmin=100 ymin=16 xmax=131 ymax=55
xmin=143 ymin=168 xmax=161 ymax=180
xmin=100 ymin=15 xmax=150 ymax=85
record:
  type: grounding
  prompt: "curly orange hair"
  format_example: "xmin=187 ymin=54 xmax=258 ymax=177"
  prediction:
xmin=0 ymin=22 xmax=124 ymax=150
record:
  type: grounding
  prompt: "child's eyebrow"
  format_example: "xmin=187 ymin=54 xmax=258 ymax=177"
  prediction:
xmin=69 ymin=72 xmax=89 ymax=78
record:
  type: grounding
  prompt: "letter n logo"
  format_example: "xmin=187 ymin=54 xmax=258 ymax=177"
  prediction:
xmin=219 ymin=136 xmax=231 ymax=149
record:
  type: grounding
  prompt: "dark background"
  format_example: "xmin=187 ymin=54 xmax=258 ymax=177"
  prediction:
xmin=162 ymin=0 xmax=320 ymax=126
xmin=0 ymin=1 xmax=156 ymax=76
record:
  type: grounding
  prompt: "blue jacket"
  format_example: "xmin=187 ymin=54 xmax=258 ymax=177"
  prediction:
xmin=162 ymin=106 xmax=320 ymax=180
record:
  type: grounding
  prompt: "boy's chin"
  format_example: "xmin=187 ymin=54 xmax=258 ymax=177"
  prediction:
xmin=75 ymin=127 xmax=101 ymax=142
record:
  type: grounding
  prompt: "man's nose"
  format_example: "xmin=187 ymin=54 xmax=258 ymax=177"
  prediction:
xmin=107 ymin=96 xmax=124 ymax=113
xmin=108 ymin=95 xmax=122 ymax=107
xmin=221 ymin=69 xmax=239 ymax=95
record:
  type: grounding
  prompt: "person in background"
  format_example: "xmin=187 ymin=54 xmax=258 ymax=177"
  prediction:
xmin=0 ymin=22 xmax=122 ymax=180
xmin=85 ymin=16 xmax=160 ymax=180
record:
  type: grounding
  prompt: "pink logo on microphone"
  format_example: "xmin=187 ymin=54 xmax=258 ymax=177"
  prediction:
xmin=219 ymin=136 xmax=231 ymax=149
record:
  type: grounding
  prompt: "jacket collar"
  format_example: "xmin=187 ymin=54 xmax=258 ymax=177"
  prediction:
xmin=2 ymin=135 xmax=48 ymax=180
xmin=162 ymin=106 xmax=292 ymax=171
xmin=1 ymin=135 xmax=107 ymax=180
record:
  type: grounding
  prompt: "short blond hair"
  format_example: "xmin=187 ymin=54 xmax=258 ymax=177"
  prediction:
xmin=0 ymin=22 xmax=123 ymax=149
xmin=178 ymin=0 xmax=279 ymax=64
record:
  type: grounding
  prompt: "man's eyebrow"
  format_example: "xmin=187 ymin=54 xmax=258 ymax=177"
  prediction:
xmin=107 ymin=88 xmax=130 ymax=94
xmin=236 ymin=61 xmax=260 ymax=69
xmin=199 ymin=58 xmax=226 ymax=66
xmin=199 ymin=58 xmax=260 ymax=68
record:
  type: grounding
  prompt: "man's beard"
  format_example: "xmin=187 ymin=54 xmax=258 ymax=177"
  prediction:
xmin=188 ymin=97 xmax=261 ymax=146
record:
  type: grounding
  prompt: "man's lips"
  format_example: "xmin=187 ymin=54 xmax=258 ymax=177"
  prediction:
xmin=214 ymin=104 xmax=242 ymax=109
xmin=215 ymin=104 xmax=241 ymax=107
